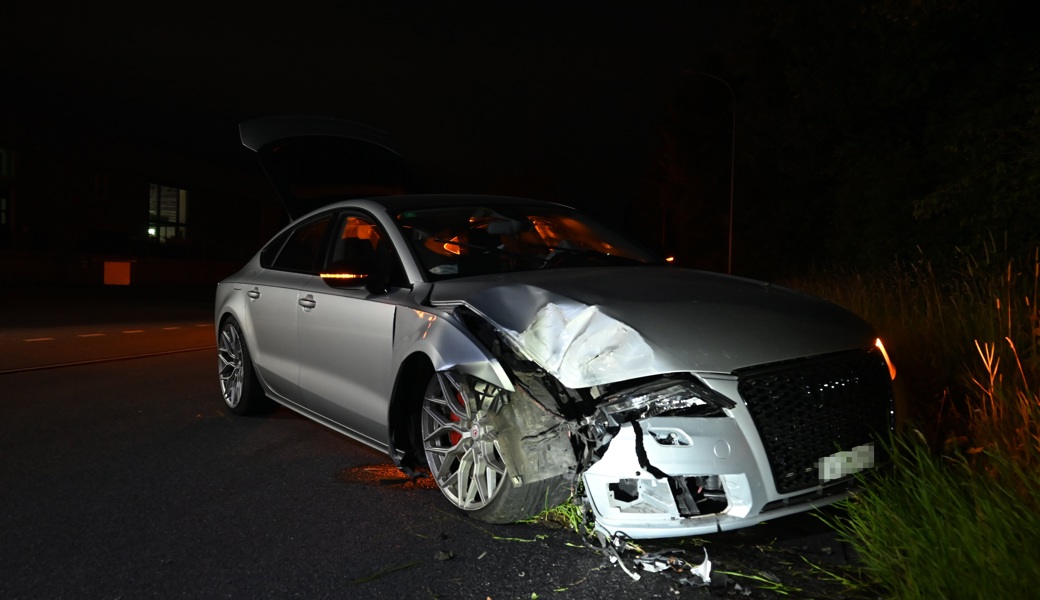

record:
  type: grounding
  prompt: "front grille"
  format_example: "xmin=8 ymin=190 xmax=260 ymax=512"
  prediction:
xmin=736 ymin=348 xmax=893 ymax=494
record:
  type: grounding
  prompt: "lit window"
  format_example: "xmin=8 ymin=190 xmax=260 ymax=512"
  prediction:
xmin=148 ymin=184 xmax=188 ymax=242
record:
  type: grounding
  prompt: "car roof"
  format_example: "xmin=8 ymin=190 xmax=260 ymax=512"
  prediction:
xmin=284 ymin=194 xmax=576 ymax=226
xmin=366 ymin=194 xmax=574 ymax=212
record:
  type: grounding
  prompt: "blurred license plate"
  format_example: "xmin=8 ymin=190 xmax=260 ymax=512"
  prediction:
xmin=818 ymin=443 xmax=875 ymax=481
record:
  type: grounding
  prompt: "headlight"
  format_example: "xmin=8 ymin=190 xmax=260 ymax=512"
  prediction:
xmin=599 ymin=378 xmax=736 ymax=423
xmin=875 ymin=338 xmax=897 ymax=380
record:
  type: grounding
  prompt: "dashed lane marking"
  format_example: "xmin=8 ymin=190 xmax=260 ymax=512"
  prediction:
xmin=18 ymin=324 xmax=212 ymax=344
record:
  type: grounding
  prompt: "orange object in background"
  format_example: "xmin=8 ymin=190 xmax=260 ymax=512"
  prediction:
xmin=103 ymin=261 xmax=131 ymax=286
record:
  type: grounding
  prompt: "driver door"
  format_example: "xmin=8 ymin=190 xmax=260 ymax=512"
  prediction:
xmin=294 ymin=212 xmax=399 ymax=448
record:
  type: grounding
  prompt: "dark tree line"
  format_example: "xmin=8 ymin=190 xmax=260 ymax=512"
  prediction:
xmin=637 ymin=0 xmax=1040 ymax=277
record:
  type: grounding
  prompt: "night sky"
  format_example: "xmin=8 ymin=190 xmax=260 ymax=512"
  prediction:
xmin=3 ymin=3 xmax=720 ymax=222
xmin=12 ymin=3 xmax=1033 ymax=275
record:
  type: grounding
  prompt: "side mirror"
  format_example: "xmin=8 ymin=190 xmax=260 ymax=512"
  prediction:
xmin=320 ymin=240 xmax=394 ymax=294
xmin=320 ymin=271 xmax=369 ymax=288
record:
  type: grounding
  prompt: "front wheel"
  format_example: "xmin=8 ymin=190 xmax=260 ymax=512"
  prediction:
xmin=420 ymin=372 xmax=571 ymax=523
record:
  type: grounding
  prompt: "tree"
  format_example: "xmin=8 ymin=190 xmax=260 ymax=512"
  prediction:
xmin=647 ymin=0 xmax=1040 ymax=275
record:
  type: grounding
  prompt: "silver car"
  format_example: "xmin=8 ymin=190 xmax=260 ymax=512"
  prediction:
xmin=216 ymin=117 xmax=895 ymax=539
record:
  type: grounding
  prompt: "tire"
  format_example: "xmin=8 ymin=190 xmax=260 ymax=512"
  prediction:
xmin=217 ymin=316 xmax=274 ymax=416
xmin=420 ymin=372 xmax=571 ymax=524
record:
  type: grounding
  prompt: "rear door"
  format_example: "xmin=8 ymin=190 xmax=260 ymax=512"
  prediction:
xmin=246 ymin=212 xmax=335 ymax=403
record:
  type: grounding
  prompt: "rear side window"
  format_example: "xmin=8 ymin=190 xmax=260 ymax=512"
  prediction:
xmin=268 ymin=214 xmax=333 ymax=273
xmin=259 ymin=228 xmax=292 ymax=268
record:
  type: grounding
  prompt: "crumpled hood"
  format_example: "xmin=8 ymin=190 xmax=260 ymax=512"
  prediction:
xmin=430 ymin=266 xmax=876 ymax=388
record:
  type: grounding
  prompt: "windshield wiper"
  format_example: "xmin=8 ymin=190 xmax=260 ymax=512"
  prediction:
xmin=537 ymin=244 xmax=648 ymax=268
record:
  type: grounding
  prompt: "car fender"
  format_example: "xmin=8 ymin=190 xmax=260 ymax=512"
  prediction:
xmin=214 ymin=279 xmax=253 ymax=349
xmin=392 ymin=306 xmax=514 ymax=392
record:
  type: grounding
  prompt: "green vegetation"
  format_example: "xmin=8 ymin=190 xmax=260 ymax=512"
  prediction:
xmin=715 ymin=570 xmax=803 ymax=596
xmin=520 ymin=496 xmax=592 ymax=537
xmin=788 ymin=247 xmax=1040 ymax=599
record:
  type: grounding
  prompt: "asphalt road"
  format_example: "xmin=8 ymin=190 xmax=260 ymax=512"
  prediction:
xmin=0 ymin=286 xmax=867 ymax=599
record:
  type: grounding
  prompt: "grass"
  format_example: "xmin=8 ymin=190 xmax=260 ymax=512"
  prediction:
xmin=519 ymin=495 xmax=591 ymax=537
xmin=786 ymin=245 xmax=1038 ymax=439
xmin=824 ymin=436 xmax=1040 ymax=599
xmin=786 ymin=245 xmax=1040 ymax=599
xmin=715 ymin=570 xmax=803 ymax=596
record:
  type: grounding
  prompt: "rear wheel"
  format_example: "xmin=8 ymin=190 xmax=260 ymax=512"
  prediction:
xmin=217 ymin=317 xmax=274 ymax=415
xmin=420 ymin=371 xmax=570 ymax=523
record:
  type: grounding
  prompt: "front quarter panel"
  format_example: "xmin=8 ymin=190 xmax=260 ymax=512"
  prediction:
xmin=392 ymin=306 xmax=513 ymax=392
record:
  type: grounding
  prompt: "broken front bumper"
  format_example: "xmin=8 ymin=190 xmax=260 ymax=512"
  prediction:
xmin=582 ymin=413 xmax=855 ymax=539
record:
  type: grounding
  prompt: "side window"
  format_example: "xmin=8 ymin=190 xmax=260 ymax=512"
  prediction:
xmin=322 ymin=213 xmax=405 ymax=287
xmin=269 ymin=214 xmax=333 ymax=273
xmin=259 ymin=228 xmax=292 ymax=268
xmin=325 ymin=215 xmax=383 ymax=277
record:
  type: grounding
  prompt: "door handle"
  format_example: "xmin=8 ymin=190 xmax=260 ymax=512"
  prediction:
xmin=247 ymin=288 xmax=261 ymax=300
xmin=299 ymin=295 xmax=317 ymax=310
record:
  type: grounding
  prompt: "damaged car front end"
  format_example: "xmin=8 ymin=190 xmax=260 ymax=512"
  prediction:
xmin=220 ymin=117 xmax=895 ymax=541
xmin=578 ymin=351 xmax=892 ymax=538
xmin=436 ymin=272 xmax=895 ymax=539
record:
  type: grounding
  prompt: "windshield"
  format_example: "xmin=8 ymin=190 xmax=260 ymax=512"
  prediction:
xmin=394 ymin=204 xmax=661 ymax=280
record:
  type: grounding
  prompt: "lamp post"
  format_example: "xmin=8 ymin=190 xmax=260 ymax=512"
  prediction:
xmin=692 ymin=71 xmax=736 ymax=274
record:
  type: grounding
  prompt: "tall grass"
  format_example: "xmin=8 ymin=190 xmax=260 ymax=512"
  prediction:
xmin=829 ymin=434 xmax=1040 ymax=600
xmin=785 ymin=246 xmax=1039 ymax=445
xmin=785 ymin=246 xmax=1040 ymax=599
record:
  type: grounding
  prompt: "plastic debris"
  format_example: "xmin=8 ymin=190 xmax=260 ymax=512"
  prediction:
xmin=598 ymin=532 xmax=711 ymax=585
xmin=634 ymin=548 xmax=711 ymax=586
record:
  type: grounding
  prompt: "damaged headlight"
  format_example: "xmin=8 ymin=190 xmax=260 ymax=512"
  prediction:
xmin=599 ymin=378 xmax=736 ymax=423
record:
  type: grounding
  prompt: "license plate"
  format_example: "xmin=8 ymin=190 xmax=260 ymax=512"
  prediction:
xmin=818 ymin=443 xmax=875 ymax=481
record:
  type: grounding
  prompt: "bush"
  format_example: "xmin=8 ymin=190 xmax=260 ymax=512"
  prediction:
xmin=789 ymin=246 xmax=1040 ymax=599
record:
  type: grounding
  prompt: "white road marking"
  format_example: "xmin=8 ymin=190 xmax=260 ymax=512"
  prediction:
xmin=19 ymin=325 xmax=214 ymax=344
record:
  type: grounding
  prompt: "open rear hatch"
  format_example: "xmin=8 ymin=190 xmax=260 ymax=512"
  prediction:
xmin=240 ymin=116 xmax=408 ymax=220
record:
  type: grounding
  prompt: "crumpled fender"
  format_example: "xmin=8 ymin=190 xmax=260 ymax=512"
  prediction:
xmin=392 ymin=306 xmax=515 ymax=392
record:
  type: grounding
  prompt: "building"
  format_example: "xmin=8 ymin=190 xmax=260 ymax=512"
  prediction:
xmin=0 ymin=108 xmax=287 ymax=288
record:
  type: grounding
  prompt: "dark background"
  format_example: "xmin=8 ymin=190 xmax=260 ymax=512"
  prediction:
xmin=2 ymin=1 xmax=1037 ymax=281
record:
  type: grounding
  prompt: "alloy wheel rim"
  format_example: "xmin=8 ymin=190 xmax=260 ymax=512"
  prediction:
xmin=421 ymin=374 xmax=507 ymax=511
xmin=217 ymin=323 xmax=244 ymax=408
